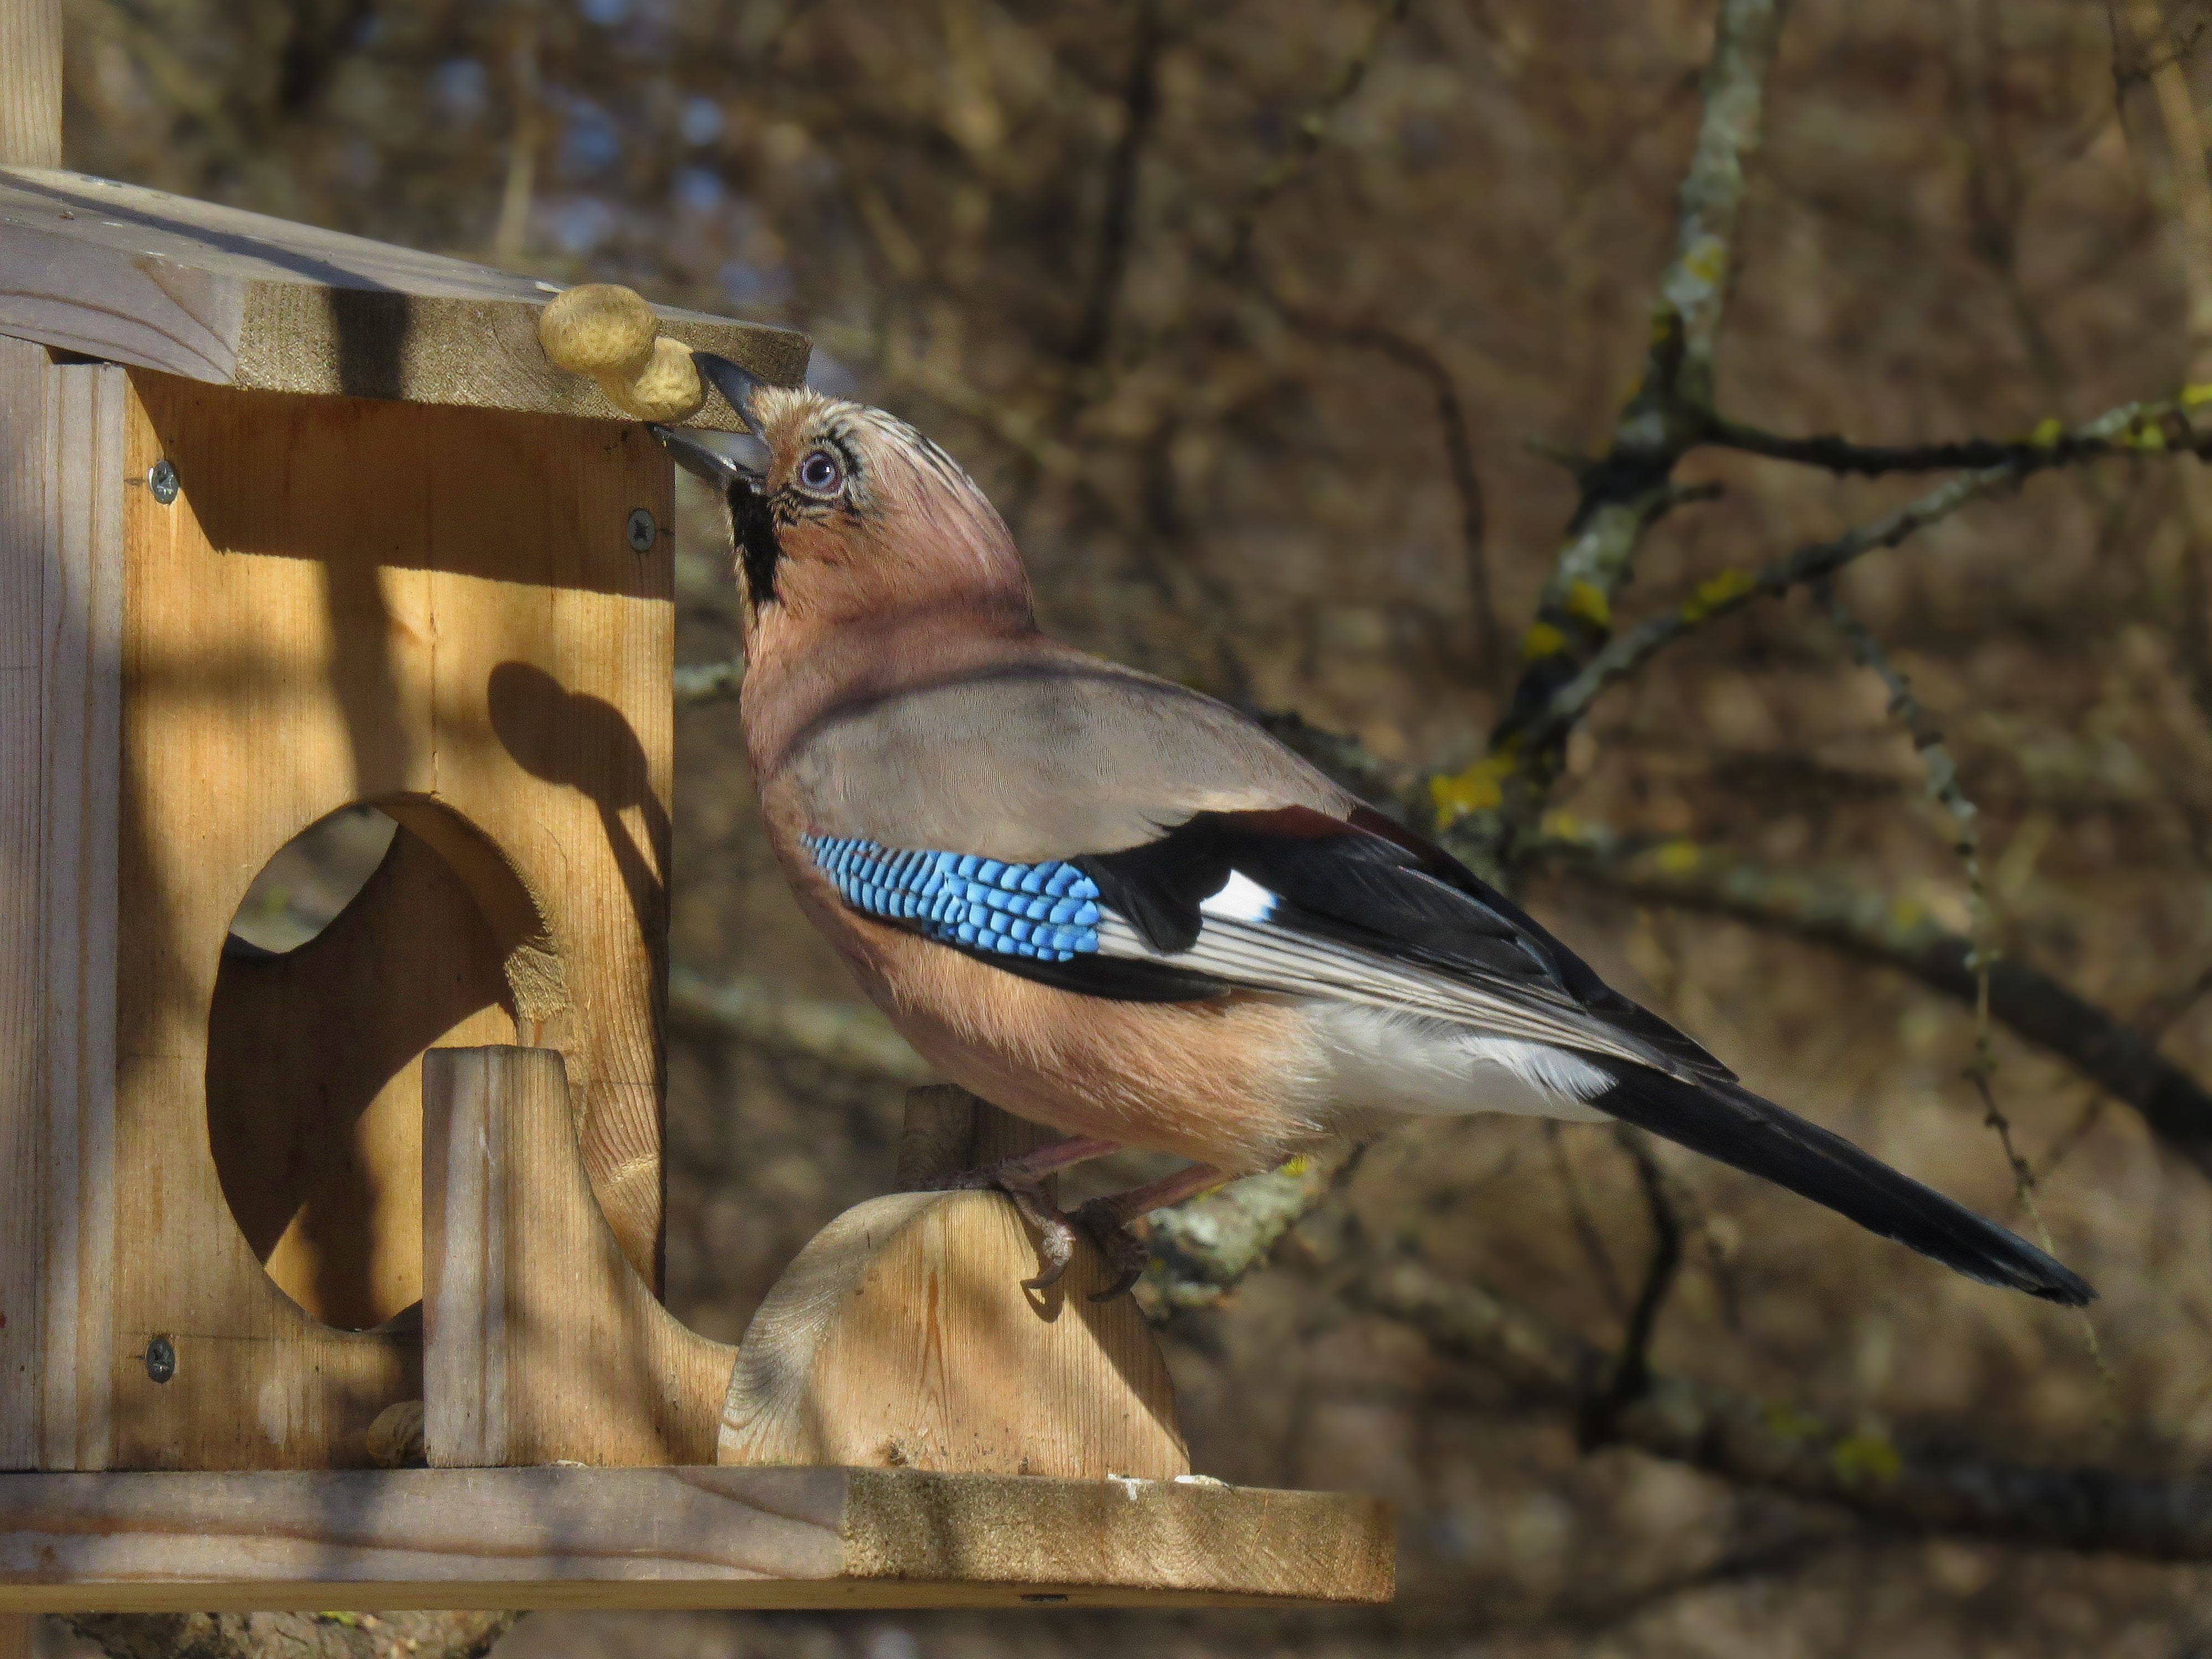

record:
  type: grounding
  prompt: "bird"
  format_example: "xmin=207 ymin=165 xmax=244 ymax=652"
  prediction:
xmin=653 ymin=352 xmax=2094 ymax=1308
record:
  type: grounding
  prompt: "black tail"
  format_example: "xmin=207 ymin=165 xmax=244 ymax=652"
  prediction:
xmin=1598 ymin=1069 xmax=2095 ymax=1306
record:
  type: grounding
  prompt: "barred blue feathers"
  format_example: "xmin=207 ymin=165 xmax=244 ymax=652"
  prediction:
xmin=801 ymin=834 xmax=1103 ymax=961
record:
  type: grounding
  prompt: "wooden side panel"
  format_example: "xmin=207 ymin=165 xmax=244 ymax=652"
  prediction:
xmin=36 ymin=362 xmax=124 ymax=1473
xmin=0 ymin=338 xmax=47 ymax=1469
xmin=422 ymin=1048 xmax=734 ymax=1468
xmin=102 ymin=373 xmax=673 ymax=1468
xmin=0 ymin=1611 xmax=33 ymax=1659
xmin=207 ymin=829 xmax=519 ymax=1331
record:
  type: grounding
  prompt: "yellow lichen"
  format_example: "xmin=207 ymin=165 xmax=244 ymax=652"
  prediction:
xmin=1680 ymin=567 xmax=1755 ymax=623
xmin=2182 ymin=385 xmax=2212 ymax=409
xmin=2025 ymin=415 xmax=2064 ymax=447
xmin=1653 ymin=839 xmax=1701 ymax=875
xmin=1522 ymin=620 xmax=1568 ymax=659
xmin=1761 ymin=1401 xmax=1825 ymax=1442
xmin=1830 ymin=1432 xmax=1902 ymax=1486
xmin=1430 ymin=753 xmax=1518 ymax=827
xmin=1564 ymin=579 xmax=1612 ymax=629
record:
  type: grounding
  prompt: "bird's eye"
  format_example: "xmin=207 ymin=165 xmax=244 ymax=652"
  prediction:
xmin=796 ymin=448 xmax=843 ymax=495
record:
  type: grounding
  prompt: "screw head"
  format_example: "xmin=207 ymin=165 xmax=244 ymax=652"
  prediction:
xmin=625 ymin=507 xmax=657 ymax=554
xmin=148 ymin=459 xmax=179 ymax=505
xmin=144 ymin=1335 xmax=177 ymax=1384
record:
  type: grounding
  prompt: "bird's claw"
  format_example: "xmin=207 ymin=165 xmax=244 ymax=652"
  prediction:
xmin=920 ymin=1156 xmax=1148 ymax=1297
xmin=1072 ymin=1197 xmax=1150 ymax=1300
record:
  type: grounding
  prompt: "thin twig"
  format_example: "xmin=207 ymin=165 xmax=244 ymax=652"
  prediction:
xmin=1275 ymin=306 xmax=1499 ymax=680
xmin=1707 ymin=416 xmax=2109 ymax=476
xmin=1218 ymin=0 xmax=1414 ymax=276
xmin=1352 ymin=1250 xmax=2212 ymax=1559
xmin=1818 ymin=587 xmax=2117 ymax=1401
xmin=1484 ymin=0 xmax=1788 ymax=838
xmin=1579 ymin=1128 xmax=1684 ymax=1446
xmin=1065 ymin=0 xmax=1165 ymax=367
xmin=1516 ymin=390 xmax=2212 ymax=760
xmin=1547 ymin=1124 xmax=1629 ymax=1316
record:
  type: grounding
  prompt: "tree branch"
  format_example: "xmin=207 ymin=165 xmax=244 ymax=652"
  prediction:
xmin=1515 ymin=390 xmax=2212 ymax=760
xmin=1487 ymin=0 xmax=1787 ymax=827
xmin=1705 ymin=414 xmax=2125 ymax=476
xmin=1272 ymin=309 xmax=1499 ymax=681
xmin=1351 ymin=1250 xmax=2212 ymax=1559
xmin=1135 ymin=1144 xmax=1360 ymax=1317
xmin=667 ymin=966 xmax=933 ymax=1085
xmin=1527 ymin=827 xmax=2212 ymax=1175
xmin=674 ymin=656 xmax=744 ymax=706
xmin=1218 ymin=0 xmax=1413 ymax=277
xmin=1065 ymin=0 xmax=1164 ymax=367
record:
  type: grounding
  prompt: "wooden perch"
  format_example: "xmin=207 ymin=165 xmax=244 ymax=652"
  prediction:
xmin=720 ymin=1088 xmax=1188 ymax=1478
xmin=0 ymin=1467 xmax=1393 ymax=1611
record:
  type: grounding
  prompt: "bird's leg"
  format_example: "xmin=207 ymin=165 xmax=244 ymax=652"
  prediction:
xmin=1073 ymin=1163 xmax=1231 ymax=1301
xmin=910 ymin=1133 xmax=1123 ymax=1291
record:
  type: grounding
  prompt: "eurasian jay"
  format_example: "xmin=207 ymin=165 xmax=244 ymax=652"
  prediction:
xmin=655 ymin=353 xmax=2093 ymax=1308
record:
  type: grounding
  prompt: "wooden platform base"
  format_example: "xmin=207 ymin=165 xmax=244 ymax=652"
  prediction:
xmin=0 ymin=1467 xmax=1393 ymax=1612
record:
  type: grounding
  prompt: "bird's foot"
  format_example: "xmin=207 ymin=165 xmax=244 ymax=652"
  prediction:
xmin=1071 ymin=1197 xmax=1151 ymax=1301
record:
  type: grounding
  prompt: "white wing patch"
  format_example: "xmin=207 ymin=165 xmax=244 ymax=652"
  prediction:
xmin=1314 ymin=1004 xmax=1614 ymax=1123
xmin=1199 ymin=869 xmax=1278 ymax=922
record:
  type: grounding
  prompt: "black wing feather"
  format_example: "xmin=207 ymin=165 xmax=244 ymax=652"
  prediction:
xmin=1077 ymin=807 xmax=1732 ymax=1081
xmin=1599 ymin=1069 xmax=2095 ymax=1305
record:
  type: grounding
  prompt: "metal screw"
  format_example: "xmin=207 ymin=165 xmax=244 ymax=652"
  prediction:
xmin=147 ymin=459 xmax=179 ymax=505
xmin=625 ymin=507 xmax=657 ymax=554
xmin=144 ymin=1335 xmax=177 ymax=1384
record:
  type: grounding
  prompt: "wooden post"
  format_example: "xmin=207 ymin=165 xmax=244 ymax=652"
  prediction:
xmin=422 ymin=1047 xmax=735 ymax=1467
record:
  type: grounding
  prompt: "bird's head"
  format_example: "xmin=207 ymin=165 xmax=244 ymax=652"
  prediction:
xmin=653 ymin=354 xmax=1035 ymax=657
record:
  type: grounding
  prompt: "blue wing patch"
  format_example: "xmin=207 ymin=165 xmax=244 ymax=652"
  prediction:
xmin=801 ymin=835 xmax=1103 ymax=961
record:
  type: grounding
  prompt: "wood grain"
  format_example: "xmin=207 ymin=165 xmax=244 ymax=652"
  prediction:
xmin=35 ymin=358 xmax=124 ymax=1475
xmin=0 ymin=1611 xmax=32 ymax=1659
xmin=77 ymin=370 xmax=672 ymax=1468
xmin=722 ymin=1091 xmax=1185 ymax=1480
xmin=0 ymin=169 xmax=807 ymax=418
xmin=718 ymin=1191 xmax=1190 ymax=1479
xmin=0 ymin=338 xmax=48 ymax=1471
xmin=422 ymin=1047 xmax=735 ymax=1468
xmin=0 ymin=0 xmax=60 ymax=168
xmin=0 ymin=1467 xmax=1394 ymax=1611
xmin=0 ymin=342 xmax=126 ymax=1472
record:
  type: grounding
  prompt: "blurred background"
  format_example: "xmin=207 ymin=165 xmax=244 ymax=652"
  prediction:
xmin=44 ymin=0 xmax=2212 ymax=1651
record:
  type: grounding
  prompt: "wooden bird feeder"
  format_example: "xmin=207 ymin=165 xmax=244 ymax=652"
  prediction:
xmin=0 ymin=9 xmax=1390 ymax=1639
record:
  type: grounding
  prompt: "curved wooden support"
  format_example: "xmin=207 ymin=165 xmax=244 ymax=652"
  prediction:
xmin=421 ymin=1047 xmax=735 ymax=1467
xmin=718 ymin=1087 xmax=1191 ymax=1480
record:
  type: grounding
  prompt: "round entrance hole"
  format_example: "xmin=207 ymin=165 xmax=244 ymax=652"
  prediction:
xmin=207 ymin=801 xmax=538 ymax=1331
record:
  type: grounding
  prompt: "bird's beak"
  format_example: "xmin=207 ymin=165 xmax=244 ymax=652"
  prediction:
xmin=651 ymin=422 xmax=770 ymax=493
xmin=649 ymin=351 xmax=774 ymax=492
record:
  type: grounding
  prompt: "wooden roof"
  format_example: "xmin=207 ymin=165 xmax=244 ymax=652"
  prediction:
xmin=0 ymin=168 xmax=808 ymax=424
